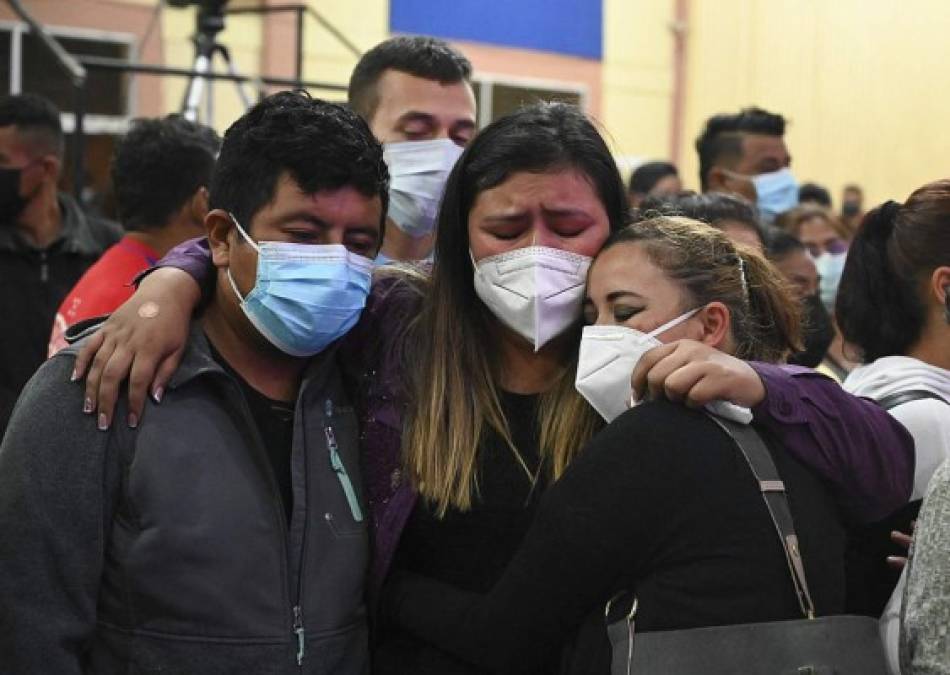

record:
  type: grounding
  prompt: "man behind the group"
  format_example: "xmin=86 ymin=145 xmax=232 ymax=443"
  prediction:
xmin=0 ymin=92 xmax=388 ymax=674
xmin=49 ymin=114 xmax=221 ymax=355
xmin=0 ymin=93 xmax=121 ymax=435
xmin=694 ymin=106 xmax=798 ymax=222
xmin=348 ymin=35 xmax=476 ymax=264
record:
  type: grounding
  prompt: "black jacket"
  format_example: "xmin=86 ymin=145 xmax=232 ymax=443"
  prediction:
xmin=0 ymin=193 xmax=121 ymax=436
xmin=0 ymin=326 xmax=370 ymax=674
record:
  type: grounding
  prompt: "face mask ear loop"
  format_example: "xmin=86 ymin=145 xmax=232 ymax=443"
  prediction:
xmin=647 ymin=307 xmax=702 ymax=339
xmin=229 ymin=212 xmax=261 ymax=254
xmin=226 ymin=267 xmax=246 ymax=303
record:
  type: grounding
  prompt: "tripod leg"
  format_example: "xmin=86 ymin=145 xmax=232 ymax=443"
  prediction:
xmin=217 ymin=45 xmax=252 ymax=109
xmin=182 ymin=54 xmax=211 ymax=123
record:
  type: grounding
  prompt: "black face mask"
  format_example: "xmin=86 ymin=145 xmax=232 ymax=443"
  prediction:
xmin=788 ymin=292 xmax=835 ymax=368
xmin=0 ymin=165 xmax=29 ymax=224
xmin=841 ymin=201 xmax=861 ymax=218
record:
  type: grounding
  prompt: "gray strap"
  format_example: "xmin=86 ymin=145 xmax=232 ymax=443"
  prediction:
xmin=709 ymin=416 xmax=816 ymax=620
xmin=875 ymin=389 xmax=948 ymax=411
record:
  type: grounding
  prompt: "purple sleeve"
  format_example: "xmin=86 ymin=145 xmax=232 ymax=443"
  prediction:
xmin=749 ymin=362 xmax=914 ymax=524
xmin=133 ymin=237 xmax=214 ymax=299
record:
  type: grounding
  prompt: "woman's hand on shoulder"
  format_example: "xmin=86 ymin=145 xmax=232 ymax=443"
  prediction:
xmin=631 ymin=339 xmax=766 ymax=409
xmin=72 ymin=267 xmax=201 ymax=430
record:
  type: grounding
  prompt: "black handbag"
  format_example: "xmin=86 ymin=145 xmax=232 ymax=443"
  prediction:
xmin=607 ymin=416 xmax=889 ymax=675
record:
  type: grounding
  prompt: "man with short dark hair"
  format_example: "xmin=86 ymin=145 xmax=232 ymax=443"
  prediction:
xmin=0 ymin=92 xmax=388 ymax=674
xmin=0 ymin=93 xmax=121 ymax=435
xmin=349 ymin=35 xmax=476 ymax=264
xmin=49 ymin=115 xmax=221 ymax=355
xmin=799 ymin=181 xmax=832 ymax=208
xmin=694 ymin=106 xmax=797 ymax=222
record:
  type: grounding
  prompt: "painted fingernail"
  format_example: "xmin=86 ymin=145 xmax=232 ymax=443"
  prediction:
xmin=127 ymin=413 xmax=138 ymax=429
xmin=98 ymin=413 xmax=109 ymax=431
xmin=70 ymin=369 xmax=79 ymax=382
xmin=83 ymin=398 xmax=94 ymax=414
xmin=152 ymin=387 xmax=164 ymax=404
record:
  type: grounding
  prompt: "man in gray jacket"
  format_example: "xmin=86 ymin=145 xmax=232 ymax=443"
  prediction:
xmin=0 ymin=91 xmax=388 ymax=674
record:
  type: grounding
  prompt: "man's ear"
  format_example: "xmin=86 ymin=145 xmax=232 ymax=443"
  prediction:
xmin=696 ymin=301 xmax=732 ymax=350
xmin=206 ymin=209 xmax=235 ymax=268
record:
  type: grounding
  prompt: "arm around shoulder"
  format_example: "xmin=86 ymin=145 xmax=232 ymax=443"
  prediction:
xmin=750 ymin=362 xmax=915 ymax=523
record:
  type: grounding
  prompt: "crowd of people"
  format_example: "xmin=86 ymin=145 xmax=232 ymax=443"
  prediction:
xmin=0 ymin=34 xmax=947 ymax=675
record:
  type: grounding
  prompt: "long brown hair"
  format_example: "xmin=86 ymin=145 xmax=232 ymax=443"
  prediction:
xmin=400 ymin=103 xmax=628 ymax=515
xmin=602 ymin=216 xmax=803 ymax=362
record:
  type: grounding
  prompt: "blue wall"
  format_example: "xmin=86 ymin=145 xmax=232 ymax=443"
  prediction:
xmin=390 ymin=0 xmax=603 ymax=60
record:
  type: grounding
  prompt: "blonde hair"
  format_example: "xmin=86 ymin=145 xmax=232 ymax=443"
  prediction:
xmin=399 ymin=271 xmax=603 ymax=515
xmin=606 ymin=216 xmax=803 ymax=362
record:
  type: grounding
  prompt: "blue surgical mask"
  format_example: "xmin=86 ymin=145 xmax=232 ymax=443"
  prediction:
xmin=813 ymin=250 xmax=847 ymax=313
xmin=227 ymin=213 xmax=373 ymax=356
xmin=752 ymin=167 xmax=798 ymax=221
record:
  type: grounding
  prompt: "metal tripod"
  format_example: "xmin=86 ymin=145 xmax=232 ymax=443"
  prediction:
xmin=180 ymin=3 xmax=250 ymax=124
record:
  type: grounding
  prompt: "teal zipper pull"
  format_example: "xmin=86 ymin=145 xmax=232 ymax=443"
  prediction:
xmin=293 ymin=605 xmax=305 ymax=666
xmin=325 ymin=425 xmax=364 ymax=522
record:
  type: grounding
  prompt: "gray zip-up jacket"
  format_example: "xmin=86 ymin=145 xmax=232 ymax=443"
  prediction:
xmin=0 ymin=325 xmax=369 ymax=674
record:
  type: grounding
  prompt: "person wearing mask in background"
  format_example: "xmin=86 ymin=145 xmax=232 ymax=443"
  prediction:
xmin=48 ymin=115 xmax=221 ymax=356
xmin=627 ymin=160 xmax=681 ymax=208
xmin=767 ymin=231 xmax=835 ymax=371
xmin=348 ymin=35 xmax=476 ymax=265
xmin=0 ymin=93 xmax=122 ymax=436
xmin=799 ymin=181 xmax=833 ymax=208
xmin=70 ymin=104 xmax=915 ymax=673
xmin=694 ymin=106 xmax=798 ymax=223
xmin=638 ymin=190 xmax=766 ymax=251
xmin=779 ymin=204 xmax=859 ymax=381
xmin=834 ymin=181 xmax=950 ymax=675
xmin=841 ymin=183 xmax=865 ymax=232
xmin=0 ymin=92 xmax=388 ymax=674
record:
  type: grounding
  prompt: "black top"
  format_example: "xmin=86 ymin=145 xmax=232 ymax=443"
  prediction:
xmin=208 ymin=339 xmax=295 ymax=524
xmin=383 ymin=400 xmax=847 ymax=674
xmin=376 ymin=391 xmax=553 ymax=674
xmin=0 ymin=193 xmax=121 ymax=436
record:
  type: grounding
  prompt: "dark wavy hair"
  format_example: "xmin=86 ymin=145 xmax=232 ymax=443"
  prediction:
xmin=112 ymin=115 xmax=220 ymax=232
xmin=209 ymin=91 xmax=389 ymax=233
xmin=836 ymin=179 xmax=950 ymax=361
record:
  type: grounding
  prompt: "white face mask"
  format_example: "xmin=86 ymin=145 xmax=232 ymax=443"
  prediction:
xmin=575 ymin=309 xmax=700 ymax=422
xmin=383 ymin=139 xmax=464 ymax=239
xmin=473 ymin=246 xmax=592 ymax=351
xmin=575 ymin=310 xmax=755 ymax=424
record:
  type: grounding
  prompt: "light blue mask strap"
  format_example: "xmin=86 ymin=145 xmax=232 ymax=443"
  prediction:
xmin=229 ymin=212 xmax=261 ymax=254
xmin=226 ymin=267 xmax=247 ymax=303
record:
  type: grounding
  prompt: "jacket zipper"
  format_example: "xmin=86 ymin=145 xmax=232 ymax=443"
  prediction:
xmin=325 ymin=399 xmax=364 ymax=522
xmin=293 ymin=604 xmax=305 ymax=666
xmin=224 ymin=377 xmax=307 ymax=669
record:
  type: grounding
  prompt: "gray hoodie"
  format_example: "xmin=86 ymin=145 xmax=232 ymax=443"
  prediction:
xmin=0 ymin=325 xmax=369 ymax=675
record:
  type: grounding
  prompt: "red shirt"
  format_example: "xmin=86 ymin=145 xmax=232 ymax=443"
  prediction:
xmin=48 ymin=235 xmax=159 ymax=356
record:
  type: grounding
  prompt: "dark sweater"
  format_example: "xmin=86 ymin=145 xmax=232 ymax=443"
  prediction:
xmin=376 ymin=391 xmax=553 ymax=674
xmin=384 ymin=400 xmax=847 ymax=674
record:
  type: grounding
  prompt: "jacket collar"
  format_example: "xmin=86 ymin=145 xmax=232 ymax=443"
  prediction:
xmin=0 ymin=192 xmax=109 ymax=255
xmin=168 ymin=322 xmax=342 ymax=399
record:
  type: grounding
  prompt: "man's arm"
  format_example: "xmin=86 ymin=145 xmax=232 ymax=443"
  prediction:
xmin=0 ymin=352 xmax=119 ymax=674
xmin=751 ymin=362 xmax=914 ymax=523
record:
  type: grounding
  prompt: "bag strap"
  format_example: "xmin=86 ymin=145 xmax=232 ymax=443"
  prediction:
xmin=708 ymin=416 xmax=816 ymax=620
xmin=875 ymin=389 xmax=948 ymax=411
